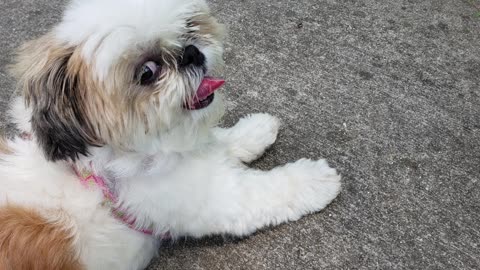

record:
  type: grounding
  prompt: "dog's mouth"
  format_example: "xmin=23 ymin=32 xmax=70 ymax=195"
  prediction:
xmin=184 ymin=77 xmax=225 ymax=110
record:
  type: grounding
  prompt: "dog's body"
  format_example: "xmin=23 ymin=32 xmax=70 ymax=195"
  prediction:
xmin=0 ymin=0 xmax=341 ymax=269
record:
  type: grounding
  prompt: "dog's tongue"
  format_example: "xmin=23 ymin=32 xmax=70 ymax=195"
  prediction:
xmin=196 ymin=77 xmax=225 ymax=100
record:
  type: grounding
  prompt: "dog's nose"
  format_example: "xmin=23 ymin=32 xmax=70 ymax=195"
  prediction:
xmin=180 ymin=45 xmax=205 ymax=67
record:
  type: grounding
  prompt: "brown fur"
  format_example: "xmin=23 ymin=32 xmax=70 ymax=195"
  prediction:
xmin=11 ymin=34 xmax=105 ymax=160
xmin=11 ymin=33 xmax=139 ymax=155
xmin=0 ymin=205 xmax=83 ymax=270
xmin=16 ymin=34 xmax=103 ymax=142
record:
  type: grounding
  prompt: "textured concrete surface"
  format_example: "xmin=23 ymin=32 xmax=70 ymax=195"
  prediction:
xmin=1 ymin=0 xmax=480 ymax=269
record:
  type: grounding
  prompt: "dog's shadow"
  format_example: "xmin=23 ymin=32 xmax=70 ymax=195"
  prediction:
xmin=150 ymin=234 xmax=259 ymax=268
xmin=159 ymin=234 xmax=245 ymax=250
xmin=158 ymin=225 xmax=276 ymax=253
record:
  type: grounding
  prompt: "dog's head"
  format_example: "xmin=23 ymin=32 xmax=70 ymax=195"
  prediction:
xmin=12 ymin=0 xmax=226 ymax=161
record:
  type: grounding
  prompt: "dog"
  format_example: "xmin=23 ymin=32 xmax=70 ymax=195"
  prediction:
xmin=0 ymin=0 xmax=341 ymax=269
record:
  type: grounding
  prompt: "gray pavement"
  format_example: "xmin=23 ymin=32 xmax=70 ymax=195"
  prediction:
xmin=1 ymin=0 xmax=480 ymax=269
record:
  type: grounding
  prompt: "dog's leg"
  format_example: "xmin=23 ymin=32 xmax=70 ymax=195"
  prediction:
xmin=213 ymin=113 xmax=280 ymax=163
xmin=173 ymin=158 xmax=341 ymax=238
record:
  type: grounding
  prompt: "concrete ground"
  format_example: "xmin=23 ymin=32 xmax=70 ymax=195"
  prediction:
xmin=1 ymin=0 xmax=480 ymax=269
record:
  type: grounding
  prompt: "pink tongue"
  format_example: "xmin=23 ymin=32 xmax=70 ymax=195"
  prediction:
xmin=195 ymin=77 xmax=225 ymax=100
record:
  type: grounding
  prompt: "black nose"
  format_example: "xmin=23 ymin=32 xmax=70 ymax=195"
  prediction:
xmin=179 ymin=45 xmax=205 ymax=67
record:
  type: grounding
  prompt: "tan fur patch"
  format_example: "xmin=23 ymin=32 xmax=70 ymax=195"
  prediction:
xmin=191 ymin=13 xmax=225 ymax=41
xmin=0 ymin=137 xmax=12 ymax=155
xmin=0 ymin=205 xmax=83 ymax=270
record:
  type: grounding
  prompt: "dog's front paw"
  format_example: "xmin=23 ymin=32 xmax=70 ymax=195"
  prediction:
xmin=282 ymin=159 xmax=341 ymax=218
xmin=228 ymin=113 xmax=281 ymax=163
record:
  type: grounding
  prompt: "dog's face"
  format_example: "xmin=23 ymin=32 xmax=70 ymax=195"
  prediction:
xmin=13 ymin=0 xmax=225 ymax=161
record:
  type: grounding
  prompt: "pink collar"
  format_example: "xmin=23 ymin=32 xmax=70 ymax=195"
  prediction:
xmin=72 ymin=162 xmax=155 ymax=236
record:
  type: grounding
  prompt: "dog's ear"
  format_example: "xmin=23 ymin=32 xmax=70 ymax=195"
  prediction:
xmin=11 ymin=34 xmax=102 ymax=161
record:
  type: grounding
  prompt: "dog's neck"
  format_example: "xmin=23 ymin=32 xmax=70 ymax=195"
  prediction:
xmin=75 ymin=127 xmax=215 ymax=184
xmin=79 ymin=147 xmax=180 ymax=180
xmin=71 ymin=143 xmax=191 ymax=237
xmin=71 ymin=161 xmax=156 ymax=235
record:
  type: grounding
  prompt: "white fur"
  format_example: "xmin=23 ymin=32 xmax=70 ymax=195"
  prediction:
xmin=8 ymin=96 xmax=32 ymax=133
xmin=0 ymin=138 xmax=158 ymax=270
xmin=56 ymin=0 xmax=211 ymax=80
xmin=1 ymin=0 xmax=341 ymax=269
xmin=213 ymin=113 xmax=281 ymax=163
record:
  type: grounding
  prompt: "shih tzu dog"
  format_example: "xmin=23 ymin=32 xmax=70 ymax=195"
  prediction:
xmin=0 ymin=0 xmax=341 ymax=269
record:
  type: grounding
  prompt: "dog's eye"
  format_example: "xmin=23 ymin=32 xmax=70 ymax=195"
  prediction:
xmin=136 ymin=61 xmax=160 ymax=85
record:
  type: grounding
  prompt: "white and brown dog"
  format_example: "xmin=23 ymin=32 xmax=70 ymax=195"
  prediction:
xmin=0 ymin=0 xmax=341 ymax=269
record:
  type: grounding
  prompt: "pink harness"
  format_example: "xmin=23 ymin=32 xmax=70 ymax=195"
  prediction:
xmin=72 ymin=163 xmax=155 ymax=236
xmin=20 ymin=132 xmax=163 ymax=237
